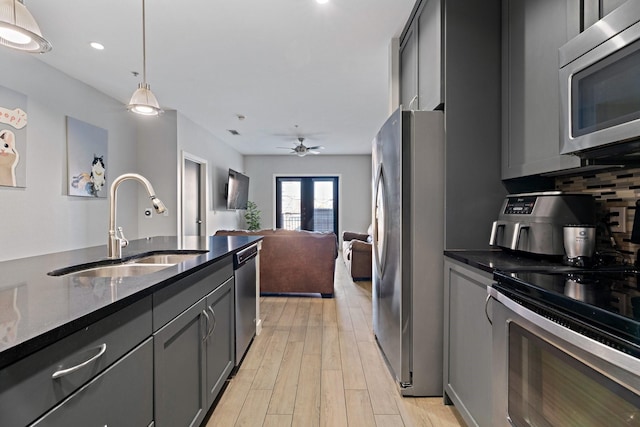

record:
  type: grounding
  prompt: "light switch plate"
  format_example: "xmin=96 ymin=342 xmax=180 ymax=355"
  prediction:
xmin=609 ymin=207 xmax=626 ymax=233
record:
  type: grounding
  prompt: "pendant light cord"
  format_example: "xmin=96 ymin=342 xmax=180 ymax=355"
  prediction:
xmin=142 ymin=0 xmax=147 ymax=84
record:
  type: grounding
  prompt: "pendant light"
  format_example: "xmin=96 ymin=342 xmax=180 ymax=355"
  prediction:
xmin=127 ymin=0 xmax=162 ymax=116
xmin=0 ymin=0 xmax=51 ymax=53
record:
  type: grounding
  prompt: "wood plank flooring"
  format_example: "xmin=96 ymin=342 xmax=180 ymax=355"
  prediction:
xmin=205 ymin=256 xmax=466 ymax=427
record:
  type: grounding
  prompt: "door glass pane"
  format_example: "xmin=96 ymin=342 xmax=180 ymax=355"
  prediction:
xmin=313 ymin=181 xmax=334 ymax=232
xmin=280 ymin=181 xmax=301 ymax=230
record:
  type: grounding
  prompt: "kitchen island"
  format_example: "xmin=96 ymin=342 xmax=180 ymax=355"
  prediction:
xmin=0 ymin=235 xmax=261 ymax=427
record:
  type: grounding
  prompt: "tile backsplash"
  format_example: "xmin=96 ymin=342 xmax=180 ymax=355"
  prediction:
xmin=556 ymin=167 xmax=640 ymax=264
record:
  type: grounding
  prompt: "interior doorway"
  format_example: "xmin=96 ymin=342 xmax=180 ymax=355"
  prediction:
xmin=181 ymin=152 xmax=208 ymax=238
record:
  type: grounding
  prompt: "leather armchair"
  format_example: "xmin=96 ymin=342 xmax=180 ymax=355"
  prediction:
xmin=342 ymin=230 xmax=372 ymax=281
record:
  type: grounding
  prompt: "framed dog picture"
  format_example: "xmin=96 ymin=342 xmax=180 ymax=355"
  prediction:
xmin=66 ymin=117 xmax=108 ymax=198
xmin=0 ymin=86 xmax=27 ymax=188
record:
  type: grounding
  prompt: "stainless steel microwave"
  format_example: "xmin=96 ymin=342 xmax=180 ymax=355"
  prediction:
xmin=559 ymin=1 xmax=640 ymax=157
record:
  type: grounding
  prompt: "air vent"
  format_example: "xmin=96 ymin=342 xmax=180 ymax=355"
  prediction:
xmin=227 ymin=129 xmax=240 ymax=136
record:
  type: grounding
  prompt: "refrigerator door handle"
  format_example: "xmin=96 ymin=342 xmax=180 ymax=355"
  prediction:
xmin=373 ymin=164 xmax=387 ymax=276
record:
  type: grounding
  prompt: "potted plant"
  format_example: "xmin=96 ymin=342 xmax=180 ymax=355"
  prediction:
xmin=244 ymin=201 xmax=261 ymax=231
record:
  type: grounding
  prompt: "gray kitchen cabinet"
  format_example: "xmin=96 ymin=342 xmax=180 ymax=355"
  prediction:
xmin=400 ymin=0 xmax=442 ymax=111
xmin=30 ymin=338 xmax=154 ymax=427
xmin=502 ymin=0 xmax=581 ymax=179
xmin=399 ymin=0 xmax=505 ymax=250
xmin=443 ymin=258 xmax=493 ymax=427
xmin=417 ymin=0 xmax=442 ymax=111
xmin=154 ymin=298 xmax=208 ymax=427
xmin=205 ymin=277 xmax=235 ymax=407
xmin=0 ymin=296 xmax=152 ymax=427
xmin=584 ymin=0 xmax=627 ymax=29
xmin=400 ymin=25 xmax=418 ymax=109
xmin=154 ymin=265 xmax=235 ymax=427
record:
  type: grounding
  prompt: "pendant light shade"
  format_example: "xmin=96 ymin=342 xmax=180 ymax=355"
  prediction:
xmin=127 ymin=0 xmax=162 ymax=116
xmin=0 ymin=0 xmax=51 ymax=53
xmin=128 ymin=83 xmax=162 ymax=116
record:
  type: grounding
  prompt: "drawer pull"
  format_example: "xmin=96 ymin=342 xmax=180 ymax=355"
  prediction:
xmin=51 ymin=343 xmax=107 ymax=379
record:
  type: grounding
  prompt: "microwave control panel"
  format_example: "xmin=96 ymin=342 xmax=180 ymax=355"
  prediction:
xmin=504 ymin=196 xmax=537 ymax=215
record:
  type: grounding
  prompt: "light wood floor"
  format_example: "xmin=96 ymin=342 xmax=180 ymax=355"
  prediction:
xmin=205 ymin=256 xmax=466 ymax=427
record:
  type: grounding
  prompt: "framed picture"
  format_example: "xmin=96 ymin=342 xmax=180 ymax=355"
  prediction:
xmin=67 ymin=117 xmax=108 ymax=198
xmin=0 ymin=86 xmax=27 ymax=188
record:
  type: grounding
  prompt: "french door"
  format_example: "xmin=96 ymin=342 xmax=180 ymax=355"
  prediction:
xmin=275 ymin=176 xmax=338 ymax=233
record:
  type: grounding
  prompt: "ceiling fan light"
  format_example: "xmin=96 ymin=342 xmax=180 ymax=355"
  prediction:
xmin=127 ymin=83 xmax=163 ymax=116
xmin=0 ymin=0 xmax=51 ymax=53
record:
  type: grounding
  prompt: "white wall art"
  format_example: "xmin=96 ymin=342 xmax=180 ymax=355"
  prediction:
xmin=67 ymin=116 xmax=108 ymax=198
xmin=0 ymin=86 xmax=27 ymax=188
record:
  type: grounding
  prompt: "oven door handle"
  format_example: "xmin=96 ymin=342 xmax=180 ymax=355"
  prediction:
xmin=485 ymin=293 xmax=493 ymax=325
xmin=490 ymin=286 xmax=640 ymax=380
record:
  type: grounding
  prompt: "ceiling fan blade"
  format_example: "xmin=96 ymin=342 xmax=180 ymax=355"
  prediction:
xmin=309 ymin=151 xmax=321 ymax=155
xmin=307 ymin=145 xmax=324 ymax=150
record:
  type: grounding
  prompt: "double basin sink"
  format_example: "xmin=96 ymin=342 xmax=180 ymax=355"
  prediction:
xmin=48 ymin=251 xmax=208 ymax=278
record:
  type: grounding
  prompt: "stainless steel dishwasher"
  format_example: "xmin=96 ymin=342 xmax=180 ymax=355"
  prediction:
xmin=233 ymin=244 xmax=258 ymax=366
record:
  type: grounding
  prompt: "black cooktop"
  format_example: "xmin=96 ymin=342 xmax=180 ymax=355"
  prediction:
xmin=493 ymin=267 xmax=640 ymax=352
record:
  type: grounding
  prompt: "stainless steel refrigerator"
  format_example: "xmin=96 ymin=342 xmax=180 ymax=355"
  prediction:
xmin=372 ymin=107 xmax=444 ymax=396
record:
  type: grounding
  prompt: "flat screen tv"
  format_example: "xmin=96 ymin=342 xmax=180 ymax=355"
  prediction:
xmin=226 ymin=168 xmax=250 ymax=210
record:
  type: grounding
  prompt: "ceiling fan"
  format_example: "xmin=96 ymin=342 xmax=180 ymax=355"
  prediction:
xmin=278 ymin=137 xmax=325 ymax=157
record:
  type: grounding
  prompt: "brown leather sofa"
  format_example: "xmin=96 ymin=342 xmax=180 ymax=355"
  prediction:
xmin=342 ymin=230 xmax=372 ymax=281
xmin=215 ymin=229 xmax=338 ymax=298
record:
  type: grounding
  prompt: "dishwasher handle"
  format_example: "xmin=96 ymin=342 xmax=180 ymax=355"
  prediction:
xmin=235 ymin=244 xmax=258 ymax=268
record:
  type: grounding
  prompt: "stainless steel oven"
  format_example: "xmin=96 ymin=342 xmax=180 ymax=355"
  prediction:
xmin=559 ymin=1 xmax=640 ymax=157
xmin=489 ymin=283 xmax=640 ymax=426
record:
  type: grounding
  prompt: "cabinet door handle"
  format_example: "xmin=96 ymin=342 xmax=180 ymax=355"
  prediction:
xmin=207 ymin=306 xmax=217 ymax=340
xmin=202 ymin=309 xmax=211 ymax=341
xmin=51 ymin=343 xmax=107 ymax=379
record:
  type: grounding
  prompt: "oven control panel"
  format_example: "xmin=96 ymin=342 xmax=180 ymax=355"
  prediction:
xmin=504 ymin=196 xmax=537 ymax=215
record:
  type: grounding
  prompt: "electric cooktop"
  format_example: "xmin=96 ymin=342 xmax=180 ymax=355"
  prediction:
xmin=493 ymin=266 xmax=640 ymax=354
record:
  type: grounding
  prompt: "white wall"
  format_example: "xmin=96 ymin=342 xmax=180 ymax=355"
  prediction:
xmin=0 ymin=49 xmax=139 ymax=261
xmin=136 ymin=111 xmax=180 ymax=238
xmin=244 ymin=155 xmax=372 ymax=238
xmin=177 ymin=113 xmax=245 ymax=234
xmin=0 ymin=52 xmax=370 ymax=261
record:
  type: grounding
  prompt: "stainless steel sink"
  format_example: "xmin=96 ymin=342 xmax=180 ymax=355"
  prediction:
xmin=64 ymin=263 xmax=173 ymax=278
xmin=48 ymin=250 xmax=207 ymax=277
xmin=133 ymin=253 xmax=202 ymax=264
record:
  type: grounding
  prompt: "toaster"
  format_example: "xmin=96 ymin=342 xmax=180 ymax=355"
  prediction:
xmin=489 ymin=192 xmax=595 ymax=256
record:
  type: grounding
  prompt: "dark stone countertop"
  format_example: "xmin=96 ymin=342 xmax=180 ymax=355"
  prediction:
xmin=444 ymin=249 xmax=566 ymax=274
xmin=0 ymin=235 xmax=262 ymax=370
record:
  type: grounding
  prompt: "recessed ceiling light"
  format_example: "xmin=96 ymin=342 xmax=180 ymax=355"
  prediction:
xmin=90 ymin=42 xmax=104 ymax=50
xmin=316 ymin=0 xmax=329 ymax=4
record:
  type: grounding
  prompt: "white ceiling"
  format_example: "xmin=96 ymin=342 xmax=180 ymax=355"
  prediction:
xmin=27 ymin=0 xmax=415 ymax=156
